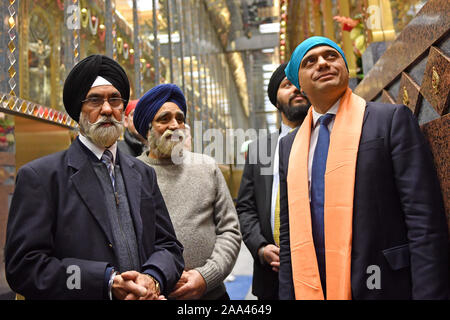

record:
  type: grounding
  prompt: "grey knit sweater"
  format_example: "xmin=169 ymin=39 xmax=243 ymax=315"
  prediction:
xmin=137 ymin=151 xmax=241 ymax=299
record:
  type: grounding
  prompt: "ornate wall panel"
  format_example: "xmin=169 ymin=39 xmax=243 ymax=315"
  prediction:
xmin=355 ymin=0 xmax=450 ymax=234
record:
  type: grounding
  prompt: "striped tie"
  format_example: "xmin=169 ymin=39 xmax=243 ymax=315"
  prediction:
xmin=101 ymin=149 xmax=115 ymax=191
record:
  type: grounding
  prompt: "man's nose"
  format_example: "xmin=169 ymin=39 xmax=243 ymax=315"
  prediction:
xmin=100 ymin=101 xmax=114 ymax=115
xmin=317 ymin=55 xmax=329 ymax=68
xmin=290 ymin=85 xmax=301 ymax=95
xmin=168 ymin=117 xmax=181 ymax=130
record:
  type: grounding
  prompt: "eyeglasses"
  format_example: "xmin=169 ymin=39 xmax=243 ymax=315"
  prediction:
xmin=81 ymin=96 xmax=125 ymax=109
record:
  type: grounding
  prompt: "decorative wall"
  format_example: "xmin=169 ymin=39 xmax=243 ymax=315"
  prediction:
xmin=355 ymin=0 xmax=450 ymax=233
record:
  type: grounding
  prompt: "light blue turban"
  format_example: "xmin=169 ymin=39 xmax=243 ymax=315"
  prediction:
xmin=285 ymin=36 xmax=348 ymax=90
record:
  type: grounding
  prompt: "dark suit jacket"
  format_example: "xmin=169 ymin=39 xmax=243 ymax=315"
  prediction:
xmin=236 ymin=132 xmax=280 ymax=299
xmin=278 ymin=103 xmax=449 ymax=300
xmin=4 ymin=138 xmax=184 ymax=299
xmin=117 ymin=129 xmax=145 ymax=157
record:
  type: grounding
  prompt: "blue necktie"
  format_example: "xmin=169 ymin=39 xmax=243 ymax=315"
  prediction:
xmin=101 ymin=150 xmax=115 ymax=191
xmin=310 ymin=113 xmax=334 ymax=296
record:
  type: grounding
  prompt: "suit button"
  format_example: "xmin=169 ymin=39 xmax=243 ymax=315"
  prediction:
xmin=108 ymin=243 xmax=113 ymax=248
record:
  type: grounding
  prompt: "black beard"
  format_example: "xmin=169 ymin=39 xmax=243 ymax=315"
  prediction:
xmin=278 ymin=98 xmax=311 ymax=123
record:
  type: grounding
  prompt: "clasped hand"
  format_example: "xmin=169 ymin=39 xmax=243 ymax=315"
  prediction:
xmin=112 ymin=270 xmax=165 ymax=300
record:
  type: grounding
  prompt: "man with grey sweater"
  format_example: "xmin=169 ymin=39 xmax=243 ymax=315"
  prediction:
xmin=133 ymin=84 xmax=241 ymax=300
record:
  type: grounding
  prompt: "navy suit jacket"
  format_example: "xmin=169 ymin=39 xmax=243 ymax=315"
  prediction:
xmin=5 ymin=138 xmax=184 ymax=299
xmin=278 ymin=102 xmax=449 ymax=299
xmin=236 ymin=132 xmax=279 ymax=299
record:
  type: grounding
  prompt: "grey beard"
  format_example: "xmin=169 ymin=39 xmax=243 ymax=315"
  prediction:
xmin=79 ymin=112 xmax=124 ymax=148
xmin=148 ymin=127 xmax=185 ymax=159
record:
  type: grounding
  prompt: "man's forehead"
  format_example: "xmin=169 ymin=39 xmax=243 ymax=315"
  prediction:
xmin=302 ymin=45 xmax=339 ymax=58
xmin=279 ymin=77 xmax=290 ymax=85
xmin=154 ymin=102 xmax=184 ymax=118
xmin=86 ymin=85 xmax=120 ymax=96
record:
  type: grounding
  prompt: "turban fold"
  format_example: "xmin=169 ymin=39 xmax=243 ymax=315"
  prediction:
xmin=267 ymin=63 xmax=287 ymax=107
xmin=63 ymin=54 xmax=130 ymax=122
xmin=133 ymin=84 xmax=187 ymax=138
xmin=285 ymin=36 xmax=348 ymax=90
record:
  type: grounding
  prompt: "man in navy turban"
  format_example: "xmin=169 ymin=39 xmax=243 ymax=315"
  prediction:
xmin=134 ymin=84 xmax=186 ymax=139
xmin=133 ymin=83 xmax=187 ymax=159
xmin=135 ymin=84 xmax=242 ymax=300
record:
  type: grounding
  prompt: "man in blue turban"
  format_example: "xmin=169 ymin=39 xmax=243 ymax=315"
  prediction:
xmin=133 ymin=83 xmax=187 ymax=159
xmin=285 ymin=36 xmax=348 ymax=91
xmin=134 ymin=84 xmax=242 ymax=300
xmin=278 ymin=36 xmax=448 ymax=300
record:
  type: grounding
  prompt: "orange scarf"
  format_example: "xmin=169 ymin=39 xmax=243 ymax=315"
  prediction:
xmin=286 ymin=88 xmax=365 ymax=300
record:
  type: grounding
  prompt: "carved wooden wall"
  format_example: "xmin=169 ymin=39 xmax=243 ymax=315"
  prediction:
xmin=355 ymin=0 xmax=449 ymax=234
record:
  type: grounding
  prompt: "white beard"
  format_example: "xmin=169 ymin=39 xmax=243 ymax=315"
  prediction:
xmin=79 ymin=112 xmax=124 ymax=148
xmin=148 ymin=127 xmax=185 ymax=159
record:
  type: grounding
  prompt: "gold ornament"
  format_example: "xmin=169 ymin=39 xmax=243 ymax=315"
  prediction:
xmin=116 ymin=37 xmax=123 ymax=54
xmin=402 ymin=86 xmax=409 ymax=106
xmin=431 ymin=66 xmax=440 ymax=95
xmin=81 ymin=8 xmax=89 ymax=28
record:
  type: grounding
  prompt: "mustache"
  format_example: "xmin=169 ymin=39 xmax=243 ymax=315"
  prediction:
xmin=289 ymin=92 xmax=307 ymax=103
xmin=90 ymin=115 xmax=123 ymax=128
xmin=161 ymin=129 xmax=185 ymax=141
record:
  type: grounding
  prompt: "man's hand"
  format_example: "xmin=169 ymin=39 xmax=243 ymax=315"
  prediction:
xmin=168 ymin=270 xmax=206 ymax=300
xmin=113 ymin=271 xmax=161 ymax=300
xmin=111 ymin=271 xmax=147 ymax=300
xmin=263 ymin=244 xmax=280 ymax=272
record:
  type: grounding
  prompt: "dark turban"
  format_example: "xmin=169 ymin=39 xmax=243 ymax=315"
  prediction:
xmin=63 ymin=54 xmax=130 ymax=122
xmin=133 ymin=84 xmax=187 ymax=139
xmin=267 ymin=63 xmax=288 ymax=107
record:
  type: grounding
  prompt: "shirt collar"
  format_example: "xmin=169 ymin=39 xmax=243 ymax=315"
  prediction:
xmin=78 ymin=134 xmax=118 ymax=163
xmin=280 ymin=121 xmax=294 ymax=137
xmin=312 ymin=98 xmax=340 ymax=128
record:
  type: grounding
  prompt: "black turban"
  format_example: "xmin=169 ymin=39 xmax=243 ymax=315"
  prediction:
xmin=134 ymin=84 xmax=187 ymax=139
xmin=267 ymin=62 xmax=288 ymax=107
xmin=63 ymin=55 xmax=130 ymax=122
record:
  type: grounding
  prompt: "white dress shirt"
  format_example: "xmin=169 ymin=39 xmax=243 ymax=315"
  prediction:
xmin=78 ymin=134 xmax=118 ymax=168
xmin=307 ymin=99 xmax=341 ymax=199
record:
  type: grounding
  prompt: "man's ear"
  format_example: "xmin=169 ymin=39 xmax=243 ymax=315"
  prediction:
xmin=123 ymin=115 xmax=129 ymax=127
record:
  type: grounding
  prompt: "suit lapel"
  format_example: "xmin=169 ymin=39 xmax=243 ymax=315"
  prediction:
xmin=68 ymin=139 xmax=114 ymax=245
xmin=263 ymin=132 xmax=278 ymax=241
xmin=264 ymin=132 xmax=277 ymax=202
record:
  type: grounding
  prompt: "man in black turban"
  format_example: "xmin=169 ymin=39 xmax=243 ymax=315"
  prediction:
xmin=5 ymin=55 xmax=184 ymax=300
xmin=63 ymin=54 xmax=130 ymax=123
xmin=235 ymin=63 xmax=310 ymax=300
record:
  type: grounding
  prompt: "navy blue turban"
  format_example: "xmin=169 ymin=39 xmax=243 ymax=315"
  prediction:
xmin=285 ymin=36 xmax=348 ymax=90
xmin=133 ymin=83 xmax=187 ymax=138
xmin=63 ymin=54 xmax=130 ymax=122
